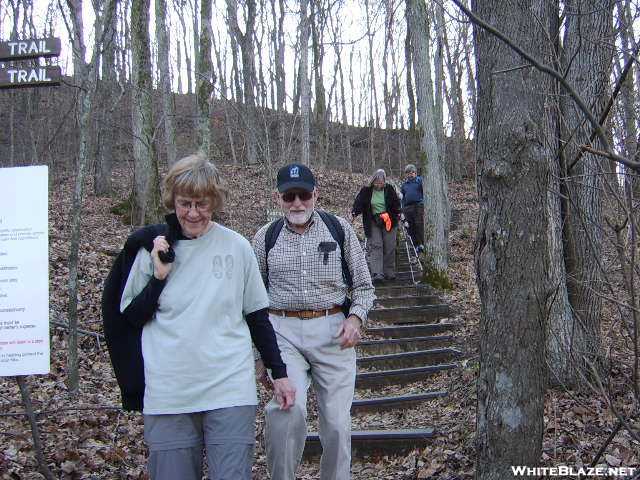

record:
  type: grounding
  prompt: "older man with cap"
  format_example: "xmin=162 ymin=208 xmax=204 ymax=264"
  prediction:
xmin=252 ymin=163 xmax=375 ymax=480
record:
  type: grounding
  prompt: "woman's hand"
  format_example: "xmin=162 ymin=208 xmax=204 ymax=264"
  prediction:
xmin=256 ymin=359 xmax=296 ymax=410
xmin=151 ymin=235 xmax=172 ymax=280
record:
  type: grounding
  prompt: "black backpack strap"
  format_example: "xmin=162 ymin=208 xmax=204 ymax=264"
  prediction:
xmin=264 ymin=217 xmax=285 ymax=288
xmin=318 ymin=210 xmax=352 ymax=288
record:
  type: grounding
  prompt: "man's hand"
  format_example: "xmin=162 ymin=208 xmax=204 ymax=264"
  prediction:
xmin=337 ymin=315 xmax=362 ymax=349
xmin=151 ymin=236 xmax=172 ymax=280
xmin=272 ymin=378 xmax=296 ymax=410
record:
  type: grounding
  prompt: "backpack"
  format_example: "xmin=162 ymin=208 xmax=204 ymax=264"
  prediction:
xmin=264 ymin=210 xmax=353 ymax=314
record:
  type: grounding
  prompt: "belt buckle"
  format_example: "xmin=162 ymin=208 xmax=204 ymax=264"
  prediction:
xmin=299 ymin=310 xmax=315 ymax=319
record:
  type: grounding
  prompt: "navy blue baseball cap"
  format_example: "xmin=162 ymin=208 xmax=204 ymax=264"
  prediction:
xmin=277 ymin=163 xmax=316 ymax=192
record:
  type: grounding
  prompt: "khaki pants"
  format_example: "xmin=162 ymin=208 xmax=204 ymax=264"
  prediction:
xmin=265 ymin=312 xmax=356 ymax=480
xmin=368 ymin=224 xmax=397 ymax=277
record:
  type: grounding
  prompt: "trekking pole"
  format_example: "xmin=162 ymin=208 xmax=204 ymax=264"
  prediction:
xmin=400 ymin=218 xmax=422 ymax=284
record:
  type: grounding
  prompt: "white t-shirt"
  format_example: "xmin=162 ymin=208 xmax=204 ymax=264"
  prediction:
xmin=120 ymin=223 xmax=270 ymax=414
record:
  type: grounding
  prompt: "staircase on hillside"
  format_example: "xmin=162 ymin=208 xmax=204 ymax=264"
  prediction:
xmin=303 ymin=223 xmax=462 ymax=459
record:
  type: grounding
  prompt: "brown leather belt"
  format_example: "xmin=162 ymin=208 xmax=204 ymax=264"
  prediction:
xmin=269 ymin=306 xmax=342 ymax=319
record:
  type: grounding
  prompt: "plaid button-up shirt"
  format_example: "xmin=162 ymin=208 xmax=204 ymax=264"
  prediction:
xmin=252 ymin=211 xmax=375 ymax=323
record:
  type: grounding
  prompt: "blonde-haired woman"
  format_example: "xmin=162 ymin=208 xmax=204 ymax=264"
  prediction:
xmin=351 ymin=169 xmax=401 ymax=284
xmin=119 ymin=153 xmax=295 ymax=480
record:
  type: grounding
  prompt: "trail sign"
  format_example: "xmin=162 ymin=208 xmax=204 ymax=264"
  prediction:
xmin=0 ymin=66 xmax=61 ymax=89
xmin=0 ymin=38 xmax=61 ymax=61
xmin=0 ymin=166 xmax=49 ymax=376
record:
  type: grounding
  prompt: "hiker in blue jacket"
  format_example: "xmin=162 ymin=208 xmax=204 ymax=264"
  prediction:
xmin=400 ymin=164 xmax=425 ymax=253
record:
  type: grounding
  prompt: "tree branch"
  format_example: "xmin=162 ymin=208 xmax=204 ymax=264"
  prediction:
xmin=449 ymin=0 xmax=640 ymax=173
xmin=16 ymin=377 xmax=55 ymax=480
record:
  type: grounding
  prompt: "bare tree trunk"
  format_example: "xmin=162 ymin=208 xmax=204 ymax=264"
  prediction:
xmin=196 ymin=0 xmax=215 ymax=157
xmin=175 ymin=1 xmax=193 ymax=94
xmin=382 ymin=0 xmax=393 ymax=169
xmin=407 ymin=0 xmax=449 ymax=273
xmin=462 ymin=1 xmax=477 ymax=137
xmin=552 ymin=0 xmax=613 ymax=386
xmin=16 ymin=377 xmax=55 ymax=480
xmin=270 ymin=0 xmax=287 ymax=162
xmin=310 ymin=0 xmax=327 ymax=166
xmin=65 ymin=0 xmax=110 ymax=393
xmin=190 ymin=0 xmax=199 ymax=81
xmin=299 ymin=0 xmax=311 ymax=165
xmin=618 ymin=0 xmax=639 ymax=199
xmin=227 ymin=0 xmax=258 ymax=164
xmin=156 ymin=0 xmax=178 ymax=166
xmin=443 ymin=22 xmax=465 ymax=180
xmin=131 ymin=0 xmax=161 ymax=225
xmin=433 ymin=1 xmax=446 ymax=177
xmin=176 ymin=37 xmax=183 ymax=93
xmin=473 ymin=0 xmax=553 ymax=476
xmin=330 ymin=5 xmax=351 ymax=171
xmin=94 ymin=0 xmax=118 ymax=195
xmin=545 ymin=0 xmax=575 ymax=391
xmin=404 ymin=0 xmax=416 ymax=161
xmin=364 ymin=0 xmax=379 ymax=128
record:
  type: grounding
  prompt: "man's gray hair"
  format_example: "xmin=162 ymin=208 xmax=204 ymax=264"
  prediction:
xmin=404 ymin=164 xmax=417 ymax=173
xmin=368 ymin=168 xmax=387 ymax=187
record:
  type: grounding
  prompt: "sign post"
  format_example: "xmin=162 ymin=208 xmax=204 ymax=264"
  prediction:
xmin=0 ymin=166 xmax=49 ymax=376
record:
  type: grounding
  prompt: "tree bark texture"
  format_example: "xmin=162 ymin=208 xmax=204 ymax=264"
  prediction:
xmin=227 ymin=0 xmax=258 ymax=164
xmin=131 ymin=0 xmax=161 ymax=225
xmin=155 ymin=0 xmax=178 ymax=166
xmin=407 ymin=0 xmax=449 ymax=272
xmin=299 ymin=0 xmax=311 ymax=165
xmin=16 ymin=377 xmax=55 ymax=480
xmin=552 ymin=0 xmax=613 ymax=386
xmin=196 ymin=0 xmax=214 ymax=157
xmin=94 ymin=0 xmax=118 ymax=195
xmin=473 ymin=0 xmax=553 ymax=477
xmin=404 ymin=2 xmax=416 ymax=133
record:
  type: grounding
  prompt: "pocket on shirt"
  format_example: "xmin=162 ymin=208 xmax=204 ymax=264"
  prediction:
xmin=317 ymin=250 xmax=343 ymax=284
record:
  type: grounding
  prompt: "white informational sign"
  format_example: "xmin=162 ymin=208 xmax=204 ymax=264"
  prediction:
xmin=0 ymin=166 xmax=49 ymax=376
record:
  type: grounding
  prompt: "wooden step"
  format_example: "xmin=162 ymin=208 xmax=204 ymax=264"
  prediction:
xmin=374 ymin=284 xmax=434 ymax=298
xmin=366 ymin=323 xmax=460 ymax=338
xmin=357 ymin=348 xmax=462 ymax=370
xmin=351 ymin=391 xmax=448 ymax=414
xmin=369 ymin=304 xmax=450 ymax=324
xmin=375 ymin=277 xmax=422 ymax=287
xmin=358 ymin=335 xmax=455 ymax=355
xmin=356 ymin=363 xmax=457 ymax=388
xmin=304 ymin=428 xmax=436 ymax=459
xmin=374 ymin=295 xmax=440 ymax=309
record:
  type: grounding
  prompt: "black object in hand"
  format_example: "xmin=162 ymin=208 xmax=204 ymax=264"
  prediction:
xmin=157 ymin=213 xmax=181 ymax=264
xmin=158 ymin=248 xmax=175 ymax=264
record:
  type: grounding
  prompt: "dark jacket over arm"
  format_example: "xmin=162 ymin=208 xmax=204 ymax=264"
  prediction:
xmin=102 ymin=223 xmax=167 ymax=411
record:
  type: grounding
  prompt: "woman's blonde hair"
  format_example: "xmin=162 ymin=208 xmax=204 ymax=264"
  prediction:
xmin=162 ymin=153 xmax=226 ymax=212
xmin=368 ymin=168 xmax=387 ymax=187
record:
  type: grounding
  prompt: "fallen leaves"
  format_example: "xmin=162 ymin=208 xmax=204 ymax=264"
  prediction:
xmin=1 ymin=167 xmax=639 ymax=479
